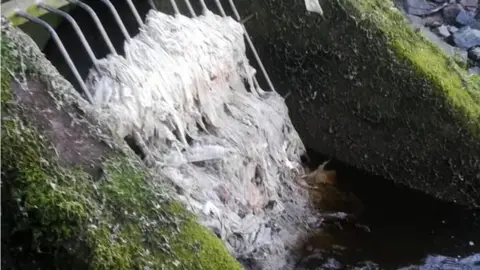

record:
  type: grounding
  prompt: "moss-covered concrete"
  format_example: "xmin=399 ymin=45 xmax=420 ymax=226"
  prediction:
xmin=222 ymin=0 xmax=480 ymax=207
xmin=1 ymin=22 xmax=241 ymax=270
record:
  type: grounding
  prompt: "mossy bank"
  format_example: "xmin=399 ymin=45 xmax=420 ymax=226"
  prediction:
xmin=1 ymin=21 xmax=241 ymax=270
xmin=216 ymin=0 xmax=480 ymax=207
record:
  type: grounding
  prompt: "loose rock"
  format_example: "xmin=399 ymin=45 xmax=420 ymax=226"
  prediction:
xmin=405 ymin=0 xmax=443 ymax=16
xmin=432 ymin=25 xmax=451 ymax=38
xmin=460 ymin=0 xmax=479 ymax=12
xmin=453 ymin=26 xmax=480 ymax=49
xmin=443 ymin=4 xmax=464 ymax=24
xmin=423 ymin=13 xmax=445 ymax=27
xmin=468 ymin=66 xmax=480 ymax=74
xmin=467 ymin=46 xmax=480 ymax=62
xmin=456 ymin=10 xmax=480 ymax=30
xmin=447 ymin=25 xmax=459 ymax=33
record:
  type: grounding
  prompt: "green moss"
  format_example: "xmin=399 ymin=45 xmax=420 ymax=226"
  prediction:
xmin=4 ymin=0 xmax=71 ymax=27
xmin=169 ymin=207 xmax=243 ymax=270
xmin=347 ymin=0 xmax=480 ymax=135
xmin=1 ymin=28 xmax=241 ymax=269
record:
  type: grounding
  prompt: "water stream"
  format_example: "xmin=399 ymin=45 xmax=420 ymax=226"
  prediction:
xmin=295 ymin=150 xmax=480 ymax=270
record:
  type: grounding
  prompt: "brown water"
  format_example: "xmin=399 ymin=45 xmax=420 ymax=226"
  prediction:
xmin=295 ymin=149 xmax=480 ymax=270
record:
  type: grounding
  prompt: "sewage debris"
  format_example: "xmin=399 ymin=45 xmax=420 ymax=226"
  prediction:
xmin=85 ymin=9 xmax=313 ymax=269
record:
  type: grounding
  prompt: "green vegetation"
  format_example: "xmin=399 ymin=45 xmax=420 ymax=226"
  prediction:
xmin=1 ymin=25 xmax=241 ymax=270
xmin=348 ymin=0 xmax=480 ymax=135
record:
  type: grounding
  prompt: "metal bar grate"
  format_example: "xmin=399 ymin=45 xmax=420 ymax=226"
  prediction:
xmin=9 ymin=0 xmax=276 ymax=103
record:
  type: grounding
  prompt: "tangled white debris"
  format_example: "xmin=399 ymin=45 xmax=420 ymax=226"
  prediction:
xmin=86 ymin=10 xmax=312 ymax=269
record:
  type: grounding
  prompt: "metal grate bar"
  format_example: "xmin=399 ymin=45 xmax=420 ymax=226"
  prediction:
xmin=125 ymin=0 xmax=144 ymax=26
xmin=37 ymin=3 xmax=99 ymax=71
xmin=169 ymin=0 xmax=180 ymax=15
xmin=14 ymin=11 xmax=94 ymax=103
xmin=9 ymin=0 xmax=277 ymax=104
xmin=148 ymin=0 xmax=158 ymax=11
xmin=184 ymin=0 xmax=196 ymax=17
xmin=66 ymin=0 xmax=117 ymax=55
xmin=198 ymin=0 xmax=208 ymax=15
xmin=99 ymin=0 xmax=131 ymax=41
xmin=227 ymin=0 xmax=275 ymax=92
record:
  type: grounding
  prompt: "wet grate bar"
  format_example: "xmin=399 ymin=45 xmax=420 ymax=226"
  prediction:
xmin=5 ymin=0 xmax=276 ymax=103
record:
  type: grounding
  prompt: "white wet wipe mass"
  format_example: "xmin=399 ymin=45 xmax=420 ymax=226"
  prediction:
xmin=305 ymin=0 xmax=324 ymax=16
xmin=86 ymin=10 xmax=311 ymax=269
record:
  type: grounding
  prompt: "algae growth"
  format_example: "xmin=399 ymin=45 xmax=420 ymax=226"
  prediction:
xmin=227 ymin=0 xmax=480 ymax=207
xmin=349 ymin=0 xmax=480 ymax=135
xmin=1 ymin=23 xmax=241 ymax=270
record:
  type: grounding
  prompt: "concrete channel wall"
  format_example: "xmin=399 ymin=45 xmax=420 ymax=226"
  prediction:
xmin=229 ymin=0 xmax=480 ymax=207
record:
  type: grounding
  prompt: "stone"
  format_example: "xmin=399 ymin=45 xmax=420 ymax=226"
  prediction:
xmin=456 ymin=10 xmax=480 ymax=30
xmin=448 ymin=25 xmax=459 ymax=33
xmin=468 ymin=46 xmax=480 ymax=61
xmin=443 ymin=3 xmax=465 ymax=24
xmin=453 ymin=26 xmax=480 ymax=49
xmin=423 ymin=13 xmax=445 ymax=27
xmin=406 ymin=14 xmax=424 ymax=26
xmin=432 ymin=25 xmax=451 ymax=37
xmin=404 ymin=0 xmax=442 ymax=16
xmin=460 ymin=0 xmax=479 ymax=12
xmin=468 ymin=66 xmax=480 ymax=74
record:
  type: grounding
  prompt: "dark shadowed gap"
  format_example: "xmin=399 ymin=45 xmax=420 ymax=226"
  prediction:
xmin=297 ymin=148 xmax=480 ymax=269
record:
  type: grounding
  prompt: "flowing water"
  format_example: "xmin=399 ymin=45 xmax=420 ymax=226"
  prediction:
xmin=295 ymin=151 xmax=480 ymax=270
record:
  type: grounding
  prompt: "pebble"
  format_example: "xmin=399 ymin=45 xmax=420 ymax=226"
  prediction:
xmin=453 ymin=26 xmax=480 ymax=49
xmin=423 ymin=13 xmax=445 ymax=27
xmin=459 ymin=0 xmax=479 ymax=12
xmin=405 ymin=0 xmax=442 ymax=16
xmin=468 ymin=46 xmax=480 ymax=61
xmin=456 ymin=10 xmax=480 ymax=30
xmin=447 ymin=25 xmax=459 ymax=33
xmin=321 ymin=258 xmax=342 ymax=269
xmin=432 ymin=25 xmax=451 ymax=38
xmin=468 ymin=66 xmax=480 ymax=75
xmin=442 ymin=4 xmax=464 ymax=24
xmin=459 ymin=253 xmax=480 ymax=264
